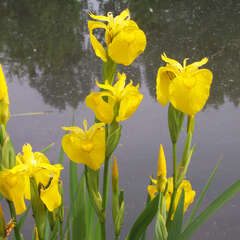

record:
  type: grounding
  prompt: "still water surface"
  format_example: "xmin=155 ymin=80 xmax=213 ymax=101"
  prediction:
xmin=1 ymin=0 xmax=240 ymax=239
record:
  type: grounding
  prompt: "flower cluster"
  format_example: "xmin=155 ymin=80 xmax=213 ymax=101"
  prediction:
xmin=0 ymin=144 xmax=63 ymax=214
xmin=88 ymin=9 xmax=147 ymax=66
xmin=156 ymin=53 xmax=213 ymax=116
xmin=86 ymin=72 xmax=143 ymax=124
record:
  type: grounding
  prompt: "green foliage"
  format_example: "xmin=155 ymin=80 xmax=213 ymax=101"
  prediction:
xmin=127 ymin=195 xmax=160 ymax=240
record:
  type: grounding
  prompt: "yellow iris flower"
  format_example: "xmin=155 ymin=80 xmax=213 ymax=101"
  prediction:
xmin=0 ymin=65 xmax=10 ymax=125
xmin=88 ymin=9 xmax=147 ymax=66
xmin=148 ymin=177 xmax=195 ymax=219
xmin=85 ymin=72 xmax=143 ymax=123
xmin=156 ymin=53 xmax=213 ymax=116
xmin=62 ymin=120 xmax=105 ymax=171
xmin=0 ymin=144 xmax=63 ymax=215
xmin=147 ymin=145 xmax=195 ymax=219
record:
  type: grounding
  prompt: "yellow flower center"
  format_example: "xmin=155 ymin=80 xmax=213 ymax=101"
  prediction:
xmin=81 ymin=142 xmax=94 ymax=152
xmin=183 ymin=75 xmax=196 ymax=89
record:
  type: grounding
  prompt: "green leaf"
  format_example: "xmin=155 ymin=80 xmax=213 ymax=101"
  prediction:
xmin=106 ymin=126 xmax=122 ymax=158
xmin=179 ymin=178 xmax=240 ymax=240
xmin=167 ymin=190 xmax=185 ymax=240
xmin=127 ymin=195 xmax=160 ymax=240
xmin=58 ymin=146 xmax=65 ymax=165
xmin=140 ymin=177 xmax=153 ymax=240
xmin=72 ymin=172 xmax=87 ymax=240
xmin=41 ymin=143 xmax=55 ymax=154
xmin=168 ymin=103 xmax=184 ymax=144
xmin=18 ymin=204 xmax=31 ymax=230
xmin=44 ymin=217 xmax=50 ymax=240
xmin=86 ymin=192 xmax=96 ymax=240
xmin=185 ymin=156 xmax=222 ymax=228
xmin=154 ymin=195 xmax=168 ymax=240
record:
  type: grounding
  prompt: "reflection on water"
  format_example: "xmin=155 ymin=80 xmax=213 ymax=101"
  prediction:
xmin=1 ymin=0 xmax=240 ymax=110
xmin=130 ymin=0 xmax=240 ymax=108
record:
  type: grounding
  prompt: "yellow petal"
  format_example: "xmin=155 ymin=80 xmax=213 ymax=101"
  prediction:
xmin=108 ymin=27 xmax=146 ymax=66
xmin=62 ymin=124 xmax=105 ymax=171
xmin=115 ymin=9 xmax=130 ymax=23
xmin=0 ymin=166 xmax=28 ymax=215
xmin=147 ymin=185 xmax=158 ymax=200
xmin=40 ymin=177 xmax=61 ymax=211
xmin=88 ymin=21 xmax=107 ymax=62
xmin=156 ymin=66 xmax=179 ymax=106
xmin=89 ymin=12 xmax=110 ymax=22
xmin=62 ymin=126 xmax=85 ymax=136
xmin=85 ymin=92 xmax=115 ymax=124
xmin=185 ymin=57 xmax=208 ymax=72
xmin=0 ymin=65 xmax=9 ymax=104
xmin=112 ymin=156 xmax=119 ymax=181
xmin=161 ymin=53 xmax=183 ymax=72
xmin=157 ymin=145 xmax=167 ymax=178
xmin=169 ymin=69 xmax=213 ymax=116
xmin=116 ymin=87 xmax=143 ymax=122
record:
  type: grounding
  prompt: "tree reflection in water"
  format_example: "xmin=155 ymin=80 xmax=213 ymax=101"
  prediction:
xmin=0 ymin=0 xmax=239 ymax=110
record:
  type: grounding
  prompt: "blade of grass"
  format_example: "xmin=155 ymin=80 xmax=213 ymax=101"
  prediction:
xmin=185 ymin=156 xmax=222 ymax=228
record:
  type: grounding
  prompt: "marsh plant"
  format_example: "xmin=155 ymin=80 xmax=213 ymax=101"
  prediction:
xmin=0 ymin=9 xmax=240 ymax=240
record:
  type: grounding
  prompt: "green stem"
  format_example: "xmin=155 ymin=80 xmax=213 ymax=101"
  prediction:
xmin=166 ymin=143 xmax=178 ymax=228
xmin=102 ymin=155 xmax=110 ymax=212
xmin=115 ymin=235 xmax=119 ymax=240
xmin=100 ymin=125 xmax=111 ymax=240
xmin=60 ymin=221 xmax=63 ymax=240
xmin=7 ymin=200 xmax=21 ymax=240
xmin=173 ymin=143 xmax=177 ymax=186
xmin=100 ymin=221 xmax=106 ymax=240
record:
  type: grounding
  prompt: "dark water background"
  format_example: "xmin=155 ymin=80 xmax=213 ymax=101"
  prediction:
xmin=1 ymin=0 xmax=240 ymax=239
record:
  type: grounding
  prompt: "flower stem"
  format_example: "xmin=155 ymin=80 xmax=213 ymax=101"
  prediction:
xmin=166 ymin=143 xmax=178 ymax=228
xmin=166 ymin=186 xmax=177 ymax=229
xmin=100 ymin=221 xmax=106 ymax=240
xmin=7 ymin=200 xmax=21 ymax=240
xmin=173 ymin=143 xmax=177 ymax=186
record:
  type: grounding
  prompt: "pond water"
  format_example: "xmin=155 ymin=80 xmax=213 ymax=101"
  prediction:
xmin=1 ymin=0 xmax=240 ymax=239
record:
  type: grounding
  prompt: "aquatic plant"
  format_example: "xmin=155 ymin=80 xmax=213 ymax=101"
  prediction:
xmin=0 ymin=8 xmax=240 ymax=240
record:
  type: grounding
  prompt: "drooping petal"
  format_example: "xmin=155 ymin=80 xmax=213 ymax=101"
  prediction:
xmin=0 ymin=165 xmax=29 ymax=215
xmin=169 ymin=69 xmax=213 ymax=116
xmin=40 ymin=174 xmax=61 ymax=212
xmin=116 ymin=87 xmax=143 ymax=122
xmin=85 ymin=92 xmax=115 ymax=124
xmin=88 ymin=21 xmax=107 ymax=62
xmin=62 ymin=124 xmax=105 ymax=171
xmin=156 ymin=66 xmax=179 ymax=106
xmin=147 ymin=185 xmax=158 ymax=200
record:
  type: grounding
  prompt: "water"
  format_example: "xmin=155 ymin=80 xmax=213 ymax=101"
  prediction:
xmin=1 ymin=0 xmax=240 ymax=239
